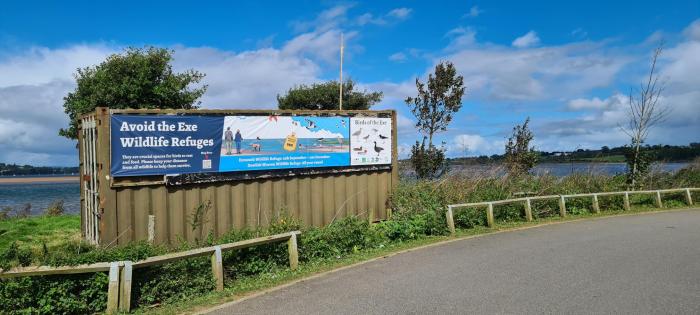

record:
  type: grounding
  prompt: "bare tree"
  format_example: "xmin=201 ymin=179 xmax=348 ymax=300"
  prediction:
xmin=405 ymin=61 xmax=466 ymax=147
xmin=620 ymin=43 xmax=670 ymax=187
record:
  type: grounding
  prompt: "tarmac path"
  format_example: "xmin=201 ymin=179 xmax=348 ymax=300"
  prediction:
xmin=205 ymin=209 xmax=700 ymax=314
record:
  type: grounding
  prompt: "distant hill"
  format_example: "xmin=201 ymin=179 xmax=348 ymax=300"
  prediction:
xmin=448 ymin=143 xmax=700 ymax=165
xmin=0 ymin=163 xmax=79 ymax=176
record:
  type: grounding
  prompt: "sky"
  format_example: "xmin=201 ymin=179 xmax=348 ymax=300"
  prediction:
xmin=0 ymin=0 xmax=699 ymax=166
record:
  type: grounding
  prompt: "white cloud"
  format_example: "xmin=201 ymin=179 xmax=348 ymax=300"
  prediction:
xmin=0 ymin=40 xmax=330 ymax=165
xmin=464 ymin=5 xmax=482 ymax=18
xmin=356 ymin=13 xmax=384 ymax=26
xmin=387 ymin=8 xmax=412 ymax=20
xmin=281 ymin=29 xmax=358 ymax=64
xmin=571 ymin=28 xmax=587 ymax=39
xmin=567 ymin=94 xmax=626 ymax=111
xmin=388 ymin=52 xmax=407 ymax=62
xmin=443 ymin=41 xmax=629 ymax=101
xmin=451 ymin=134 xmax=503 ymax=156
xmin=290 ymin=4 xmax=353 ymax=33
xmin=356 ymin=7 xmax=413 ymax=26
xmin=0 ymin=44 xmax=114 ymax=87
xmin=172 ymin=47 xmax=321 ymax=107
xmin=445 ymin=27 xmax=478 ymax=50
xmin=512 ymin=31 xmax=540 ymax=48
xmin=683 ymin=18 xmax=700 ymax=41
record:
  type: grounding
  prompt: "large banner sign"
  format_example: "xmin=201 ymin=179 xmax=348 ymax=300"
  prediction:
xmin=110 ymin=114 xmax=392 ymax=177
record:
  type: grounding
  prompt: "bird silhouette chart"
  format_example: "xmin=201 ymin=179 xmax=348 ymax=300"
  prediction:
xmin=350 ymin=117 xmax=392 ymax=165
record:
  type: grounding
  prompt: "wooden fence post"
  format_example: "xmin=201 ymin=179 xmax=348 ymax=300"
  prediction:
xmin=119 ymin=261 xmax=132 ymax=312
xmin=623 ymin=192 xmax=631 ymax=211
xmin=655 ymin=191 xmax=663 ymax=208
xmin=446 ymin=206 xmax=456 ymax=235
xmin=211 ymin=246 xmax=224 ymax=291
xmin=685 ymin=188 xmax=693 ymax=206
xmin=559 ymin=196 xmax=567 ymax=217
xmin=591 ymin=194 xmax=600 ymax=213
xmin=148 ymin=215 xmax=155 ymax=244
xmin=287 ymin=233 xmax=299 ymax=271
xmin=486 ymin=203 xmax=494 ymax=227
xmin=106 ymin=262 xmax=120 ymax=314
xmin=524 ymin=198 xmax=533 ymax=222
xmin=386 ymin=208 xmax=393 ymax=220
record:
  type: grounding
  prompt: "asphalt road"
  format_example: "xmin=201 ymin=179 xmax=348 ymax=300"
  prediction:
xmin=206 ymin=210 xmax=700 ymax=314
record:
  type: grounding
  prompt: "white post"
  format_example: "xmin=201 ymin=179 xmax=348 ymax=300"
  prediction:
xmin=446 ymin=206 xmax=456 ymax=235
xmin=211 ymin=246 xmax=224 ymax=291
xmin=287 ymin=234 xmax=299 ymax=270
xmin=655 ymin=191 xmax=663 ymax=208
xmin=339 ymin=32 xmax=344 ymax=110
xmin=685 ymin=188 xmax=693 ymax=206
xmin=486 ymin=203 xmax=495 ymax=227
xmin=106 ymin=262 xmax=120 ymax=313
xmin=119 ymin=261 xmax=133 ymax=312
xmin=559 ymin=196 xmax=567 ymax=217
xmin=148 ymin=215 xmax=155 ymax=244
xmin=524 ymin=198 xmax=533 ymax=222
xmin=623 ymin=192 xmax=631 ymax=211
xmin=592 ymin=194 xmax=600 ymax=213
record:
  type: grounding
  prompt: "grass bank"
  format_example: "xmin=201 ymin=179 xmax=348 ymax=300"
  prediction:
xmin=0 ymin=215 xmax=80 ymax=251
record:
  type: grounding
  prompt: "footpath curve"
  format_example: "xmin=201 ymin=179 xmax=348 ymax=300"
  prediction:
xmin=202 ymin=209 xmax=700 ymax=314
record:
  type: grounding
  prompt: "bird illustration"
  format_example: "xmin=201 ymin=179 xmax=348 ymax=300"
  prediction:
xmin=363 ymin=134 xmax=370 ymax=140
xmin=378 ymin=134 xmax=388 ymax=140
xmin=352 ymin=128 xmax=362 ymax=138
xmin=373 ymin=141 xmax=384 ymax=156
xmin=341 ymin=120 xmax=347 ymax=128
xmin=304 ymin=119 xmax=317 ymax=129
xmin=372 ymin=128 xmax=379 ymax=133
xmin=353 ymin=146 xmax=363 ymax=151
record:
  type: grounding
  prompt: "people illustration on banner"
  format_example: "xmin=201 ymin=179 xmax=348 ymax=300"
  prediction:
xmin=234 ymin=129 xmax=243 ymax=154
xmin=224 ymin=127 xmax=234 ymax=155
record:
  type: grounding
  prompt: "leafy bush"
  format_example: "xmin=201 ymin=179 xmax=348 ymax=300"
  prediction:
xmin=44 ymin=200 xmax=65 ymax=216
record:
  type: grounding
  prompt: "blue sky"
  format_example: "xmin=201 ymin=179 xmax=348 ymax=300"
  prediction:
xmin=0 ymin=1 xmax=699 ymax=166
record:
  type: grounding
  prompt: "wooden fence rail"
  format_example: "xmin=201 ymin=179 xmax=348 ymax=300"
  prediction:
xmin=446 ymin=188 xmax=698 ymax=234
xmin=0 ymin=231 xmax=301 ymax=313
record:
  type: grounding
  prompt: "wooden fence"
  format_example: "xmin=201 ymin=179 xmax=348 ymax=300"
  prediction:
xmin=446 ymin=188 xmax=698 ymax=234
xmin=0 ymin=231 xmax=301 ymax=313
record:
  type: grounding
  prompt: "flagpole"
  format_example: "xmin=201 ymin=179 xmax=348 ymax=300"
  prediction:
xmin=339 ymin=32 xmax=344 ymax=110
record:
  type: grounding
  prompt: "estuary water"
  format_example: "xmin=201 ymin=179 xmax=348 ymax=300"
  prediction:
xmin=0 ymin=162 xmax=689 ymax=216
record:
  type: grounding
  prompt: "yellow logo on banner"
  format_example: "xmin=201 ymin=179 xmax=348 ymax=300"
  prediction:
xmin=284 ymin=133 xmax=297 ymax=152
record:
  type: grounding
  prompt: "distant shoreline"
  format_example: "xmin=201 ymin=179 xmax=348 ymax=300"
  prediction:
xmin=0 ymin=176 xmax=79 ymax=184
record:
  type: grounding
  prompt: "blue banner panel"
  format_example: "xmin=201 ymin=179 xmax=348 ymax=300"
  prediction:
xmin=109 ymin=114 xmax=385 ymax=177
xmin=110 ymin=115 xmax=224 ymax=176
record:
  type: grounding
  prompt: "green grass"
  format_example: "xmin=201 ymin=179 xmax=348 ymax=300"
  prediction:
xmin=135 ymin=203 xmax=696 ymax=315
xmin=0 ymin=215 xmax=80 ymax=251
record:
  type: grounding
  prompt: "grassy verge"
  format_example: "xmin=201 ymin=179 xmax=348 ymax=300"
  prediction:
xmin=137 ymin=202 xmax=696 ymax=315
xmin=0 ymin=215 xmax=80 ymax=251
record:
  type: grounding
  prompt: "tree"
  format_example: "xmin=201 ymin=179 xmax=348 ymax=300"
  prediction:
xmin=409 ymin=139 xmax=449 ymax=179
xmin=504 ymin=117 xmax=537 ymax=175
xmin=619 ymin=43 xmax=669 ymax=188
xmin=405 ymin=61 xmax=465 ymax=147
xmin=277 ymin=79 xmax=382 ymax=110
xmin=405 ymin=61 xmax=465 ymax=179
xmin=60 ymin=47 xmax=207 ymax=139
